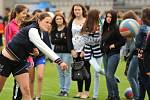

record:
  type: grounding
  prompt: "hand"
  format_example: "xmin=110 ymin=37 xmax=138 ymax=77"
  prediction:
xmin=29 ymin=61 xmax=34 ymax=68
xmin=109 ymin=44 xmax=115 ymax=49
xmin=60 ymin=62 xmax=68 ymax=71
xmin=71 ymin=50 xmax=77 ymax=58
xmin=146 ymin=72 xmax=150 ymax=76
xmin=80 ymin=51 xmax=84 ymax=58
xmin=33 ymin=48 xmax=39 ymax=57
xmin=137 ymin=49 xmax=143 ymax=59
xmin=29 ymin=48 xmax=39 ymax=57
xmin=27 ymin=56 xmax=34 ymax=67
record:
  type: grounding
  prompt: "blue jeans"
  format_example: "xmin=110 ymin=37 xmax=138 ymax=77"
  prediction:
xmin=127 ymin=55 xmax=139 ymax=99
xmin=103 ymin=54 xmax=120 ymax=97
xmin=56 ymin=53 xmax=72 ymax=92
xmin=90 ymin=57 xmax=104 ymax=98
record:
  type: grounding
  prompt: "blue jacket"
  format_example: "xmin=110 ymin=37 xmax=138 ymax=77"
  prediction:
xmin=135 ymin=24 xmax=150 ymax=50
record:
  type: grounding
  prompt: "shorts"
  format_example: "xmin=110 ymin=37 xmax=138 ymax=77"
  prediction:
xmin=33 ymin=56 xmax=46 ymax=67
xmin=0 ymin=34 xmax=3 ymax=46
xmin=0 ymin=53 xmax=29 ymax=77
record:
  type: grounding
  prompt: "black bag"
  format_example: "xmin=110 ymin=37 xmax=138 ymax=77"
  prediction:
xmin=71 ymin=61 xmax=90 ymax=81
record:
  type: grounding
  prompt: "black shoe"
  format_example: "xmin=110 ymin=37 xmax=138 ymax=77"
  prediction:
xmin=92 ymin=97 xmax=98 ymax=100
xmin=63 ymin=91 xmax=69 ymax=96
xmin=34 ymin=97 xmax=40 ymax=100
xmin=57 ymin=91 xmax=64 ymax=96
xmin=113 ymin=96 xmax=120 ymax=100
xmin=115 ymin=76 xmax=120 ymax=83
xmin=106 ymin=96 xmax=113 ymax=100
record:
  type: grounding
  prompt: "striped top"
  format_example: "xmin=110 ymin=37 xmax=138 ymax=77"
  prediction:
xmin=84 ymin=32 xmax=103 ymax=60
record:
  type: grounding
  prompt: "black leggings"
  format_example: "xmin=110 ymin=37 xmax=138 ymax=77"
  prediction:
xmin=73 ymin=53 xmax=91 ymax=92
xmin=77 ymin=61 xmax=91 ymax=92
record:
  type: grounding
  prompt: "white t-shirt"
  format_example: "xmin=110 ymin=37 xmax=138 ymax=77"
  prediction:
xmin=71 ymin=21 xmax=85 ymax=52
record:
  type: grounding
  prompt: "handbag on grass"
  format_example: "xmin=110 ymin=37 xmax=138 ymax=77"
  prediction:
xmin=71 ymin=60 xmax=89 ymax=81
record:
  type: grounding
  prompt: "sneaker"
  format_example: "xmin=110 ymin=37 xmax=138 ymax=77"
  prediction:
xmin=115 ymin=76 xmax=120 ymax=83
xmin=106 ymin=96 xmax=113 ymax=100
xmin=113 ymin=96 xmax=120 ymax=100
xmin=34 ymin=97 xmax=40 ymax=100
xmin=73 ymin=92 xmax=82 ymax=98
xmin=80 ymin=91 xmax=89 ymax=99
xmin=92 ymin=97 xmax=98 ymax=100
xmin=57 ymin=91 xmax=64 ymax=96
xmin=63 ymin=91 xmax=69 ymax=96
xmin=99 ymin=69 xmax=105 ymax=75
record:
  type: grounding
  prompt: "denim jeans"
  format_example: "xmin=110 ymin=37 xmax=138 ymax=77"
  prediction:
xmin=56 ymin=53 xmax=72 ymax=92
xmin=127 ymin=55 xmax=139 ymax=99
xmin=103 ymin=53 xmax=120 ymax=97
xmin=90 ymin=57 xmax=104 ymax=98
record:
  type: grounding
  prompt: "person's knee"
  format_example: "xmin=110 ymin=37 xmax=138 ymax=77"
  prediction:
xmin=127 ymin=75 xmax=133 ymax=82
xmin=38 ymin=75 xmax=43 ymax=81
xmin=106 ymin=73 xmax=113 ymax=80
xmin=21 ymin=84 xmax=30 ymax=96
xmin=29 ymin=78 xmax=34 ymax=84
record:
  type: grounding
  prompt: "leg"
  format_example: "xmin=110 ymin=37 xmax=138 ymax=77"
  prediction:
xmin=144 ymin=76 xmax=150 ymax=100
xmin=139 ymin=79 xmax=146 ymax=100
xmin=28 ymin=67 xmax=35 ymax=98
xmin=0 ymin=75 xmax=7 ymax=92
xmin=73 ymin=80 xmax=83 ymax=98
xmin=146 ymin=87 xmax=150 ymax=99
xmin=12 ymin=80 xmax=22 ymax=100
xmin=37 ymin=64 xmax=44 ymax=98
xmin=90 ymin=57 xmax=105 ymax=75
xmin=106 ymin=54 xmax=120 ymax=98
xmin=15 ymin=73 xmax=32 ymax=100
xmin=84 ymin=61 xmax=91 ymax=92
xmin=93 ymin=71 xmax=100 ymax=98
xmin=56 ymin=53 xmax=65 ymax=95
xmin=62 ymin=53 xmax=72 ymax=94
xmin=103 ymin=54 xmax=113 ymax=98
xmin=127 ymin=56 xmax=139 ymax=99
xmin=80 ymin=61 xmax=91 ymax=99
xmin=73 ymin=55 xmax=83 ymax=98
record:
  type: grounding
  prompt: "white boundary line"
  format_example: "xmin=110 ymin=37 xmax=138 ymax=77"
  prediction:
xmin=2 ymin=87 xmax=80 ymax=100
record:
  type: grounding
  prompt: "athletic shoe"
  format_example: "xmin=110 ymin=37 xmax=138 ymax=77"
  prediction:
xmin=57 ymin=91 xmax=64 ymax=96
xmin=92 ymin=97 xmax=98 ymax=100
xmin=115 ymin=76 xmax=120 ymax=83
xmin=63 ymin=91 xmax=69 ymax=96
xmin=34 ymin=97 xmax=40 ymax=100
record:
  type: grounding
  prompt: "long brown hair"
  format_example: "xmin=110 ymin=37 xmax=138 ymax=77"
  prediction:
xmin=81 ymin=9 xmax=100 ymax=34
xmin=9 ymin=4 xmax=27 ymax=21
xmin=69 ymin=3 xmax=87 ymax=21
xmin=122 ymin=10 xmax=138 ymax=20
xmin=142 ymin=7 xmax=150 ymax=26
xmin=20 ymin=12 xmax=51 ymax=28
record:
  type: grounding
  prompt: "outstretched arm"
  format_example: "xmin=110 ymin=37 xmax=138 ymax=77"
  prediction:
xmin=28 ymin=28 xmax=67 ymax=70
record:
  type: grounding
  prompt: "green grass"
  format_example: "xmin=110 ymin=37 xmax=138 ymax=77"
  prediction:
xmin=0 ymin=59 xmax=147 ymax=100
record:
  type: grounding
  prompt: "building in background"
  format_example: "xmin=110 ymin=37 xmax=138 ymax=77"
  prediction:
xmin=1 ymin=0 xmax=150 ymax=17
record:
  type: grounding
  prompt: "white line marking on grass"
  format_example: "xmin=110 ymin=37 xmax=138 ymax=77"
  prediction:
xmin=3 ymin=87 xmax=79 ymax=100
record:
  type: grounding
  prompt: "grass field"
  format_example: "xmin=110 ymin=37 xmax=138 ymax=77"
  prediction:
xmin=0 ymin=59 xmax=148 ymax=100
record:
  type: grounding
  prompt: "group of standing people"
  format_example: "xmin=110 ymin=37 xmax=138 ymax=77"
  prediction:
xmin=0 ymin=3 xmax=150 ymax=100
xmin=120 ymin=8 xmax=150 ymax=100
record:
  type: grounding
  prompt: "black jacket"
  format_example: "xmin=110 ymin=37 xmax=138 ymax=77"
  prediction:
xmin=51 ymin=26 xmax=69 ymax=53
xmin=7 ymin=22 xmax=51 ymax=61
xmin=67 ymin=19 xmax=74 ymax=52
xmin=101 ymin=25 xmax=125 ymax=56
